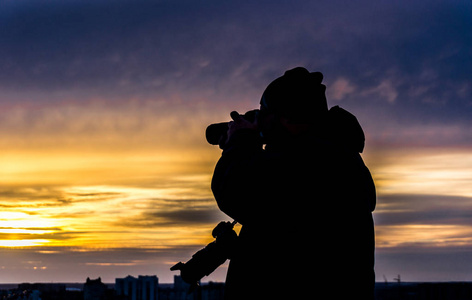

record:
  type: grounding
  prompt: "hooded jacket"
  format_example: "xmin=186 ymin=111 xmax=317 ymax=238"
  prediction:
xmin=211 ymin=111 xmax=376 ymax=300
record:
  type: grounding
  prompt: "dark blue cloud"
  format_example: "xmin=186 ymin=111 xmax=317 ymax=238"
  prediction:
xmin=0 ymin=0 xmax=470 ymax=135
xmin=375 ymin=194 xmax=472 ymax=226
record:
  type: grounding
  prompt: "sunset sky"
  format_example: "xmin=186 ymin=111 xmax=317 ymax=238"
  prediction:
xmin=1 ymin=0 xmax=471 ymax=283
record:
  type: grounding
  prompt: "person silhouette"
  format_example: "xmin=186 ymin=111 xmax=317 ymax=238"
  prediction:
xmin=211 ymin=67 xmax=376 ymax=300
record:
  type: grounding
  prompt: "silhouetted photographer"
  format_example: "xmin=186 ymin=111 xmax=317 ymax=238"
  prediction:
xmin=210 ymin=67 xmax=376 ymax=300
xmin=172 ymin=67 xmax=375 ymax=299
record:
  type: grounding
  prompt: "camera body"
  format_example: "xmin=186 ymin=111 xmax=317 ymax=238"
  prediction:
xmin=170 ymin=221 xmax=238 ymax=290
xmin=205 ymin=110 xmax=259 ymax=146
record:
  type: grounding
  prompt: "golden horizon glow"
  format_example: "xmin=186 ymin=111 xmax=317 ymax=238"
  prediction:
xmin=0 ymin=173 xmax=220 ymax=249
xmin=367 ymin=148 xmax=472 ymax=253
xmin=367 ymin=148 xmax=472 ymax=197
xmin=1 ymin=99 xmax=471 ymax=259
xmin=0 ymin=239 xmax=51 ymax=247
xmin=375 ymin=224 xmax=472 ymax=248
xmin=0 ymin=146 xmax=471 ymax=253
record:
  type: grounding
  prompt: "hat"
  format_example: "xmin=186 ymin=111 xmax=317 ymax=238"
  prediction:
xmin=260 ymin=67 xmax=328 ymax=123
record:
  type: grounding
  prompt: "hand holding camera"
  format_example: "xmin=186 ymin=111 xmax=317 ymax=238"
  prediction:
xmin=225 ymin=111 xmax=258 ymax=146
xmin=205 ymin=110 xmax=260 ymax=149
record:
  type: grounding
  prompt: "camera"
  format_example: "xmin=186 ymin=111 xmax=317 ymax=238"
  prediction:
xmin=205 ymin=109 xmax=259 ymax=146
xmin=170 ymin=221 xmax=238 ymax=290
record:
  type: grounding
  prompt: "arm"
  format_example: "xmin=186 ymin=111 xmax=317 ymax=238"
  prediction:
xmin=211 ymin=113 xmax=264 ymax=225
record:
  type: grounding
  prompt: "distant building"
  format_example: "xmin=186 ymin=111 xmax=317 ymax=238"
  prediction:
xmin=158 ymin=276 xmax=225 ymax=300
xmin=172 ymin=275 xmax=194 ymax=300
xmin=30 ymin=290 xmax=41 ymax=300
xmin=115 ymin=275 xmax=159 ymax=300
xmin=200 ymin=282 xmax=224 ymax=300
xmin=18 ymin=283 xmax=66 ymax=294
xmin=84 ymin=277 xmax=107 ymax=300
xmin=115 ymin=275 xmax=224 ymax=300
xmin=158 ymin=276 xmax=197 ymax=300
xmin=17 ymin=283 xmax=67 ymax=300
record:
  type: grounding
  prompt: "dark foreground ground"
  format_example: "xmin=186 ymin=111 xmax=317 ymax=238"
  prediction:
xmin=1 ymin=281 xmax=472 ymax=300
xmin=375 ymin=282 xmax=472 ymax=300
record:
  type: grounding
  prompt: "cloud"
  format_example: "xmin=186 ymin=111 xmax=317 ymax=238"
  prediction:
xmin=366 ymin=148 xmax=472 ymax=200
xmin=119 ymin=205 xmax=226 ymax=228
xmin=0 ymin=229 xmax=83 ymax=242
xmin=365 ymin=123 xmax=472 ymax=149
xmin=373 ymin=193 xmax=472 ymax=257
xmin=0 ymin=0 xmax=268 ymax=98
xmin=0 ymin=245 xmax=210 ymax=283
xmin=0 ymin=187 xmax=67 ymax=206
xmin=1 ymin=0 xmax=469 ymax=103
xmin=0 ymin=0 xmax=471 ymax=151
xmin=363 ymin=79 xmax=399 ymax=104
xmin=329 ymin=77 xmax=357 ymax=101
xmin=376 ymin=245 xmax=472 ymax=282
xmin=0 ymin=180 xmax=222 ymax=250
xmin=0 ymin=186 xmax=123 ymax=208
xmin=375 ymin=194 xmax=472 ymax=227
